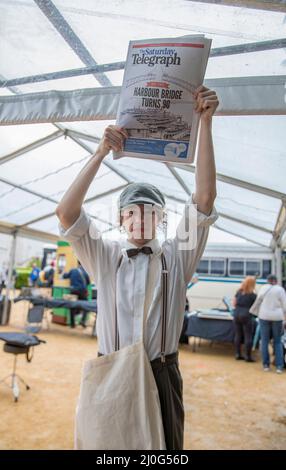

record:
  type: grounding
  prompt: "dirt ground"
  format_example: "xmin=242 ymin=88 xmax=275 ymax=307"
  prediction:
xmin=0 ymin=298 xmax=285 ymax=450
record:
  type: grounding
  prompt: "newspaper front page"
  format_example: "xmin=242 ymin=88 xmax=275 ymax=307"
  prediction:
xmin=114 ymin=36 xmax=211 ymax=164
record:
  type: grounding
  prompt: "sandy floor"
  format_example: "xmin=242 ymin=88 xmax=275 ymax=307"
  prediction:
xmin=0 ymin=298 xmax=285 ymax=450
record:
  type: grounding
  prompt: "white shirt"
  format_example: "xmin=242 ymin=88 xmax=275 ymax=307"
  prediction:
xmin=59 ymin=196 xmax=218 ymax=360
xmin=258 ymin=284 xmax=286 ymax=321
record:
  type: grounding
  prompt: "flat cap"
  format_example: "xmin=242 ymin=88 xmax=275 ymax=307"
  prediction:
xmin=118 ymin=182 xmax=165 ymax=210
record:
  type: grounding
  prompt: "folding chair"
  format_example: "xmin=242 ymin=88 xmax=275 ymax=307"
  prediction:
xmin=25 ymin=305 xmax=47 ymax=333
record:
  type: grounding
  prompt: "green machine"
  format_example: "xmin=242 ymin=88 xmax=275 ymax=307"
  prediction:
xmin=52 ymin=240 xmax=92 ymax=326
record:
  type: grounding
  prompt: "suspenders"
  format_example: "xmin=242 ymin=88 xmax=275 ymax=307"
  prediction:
xmin=114 ymin=255 xmax=122 ymax=353
xmin=160 ymin=253 xmax=168 ymax=363
xmin=114 ymin=252 xmax=168 ymax=363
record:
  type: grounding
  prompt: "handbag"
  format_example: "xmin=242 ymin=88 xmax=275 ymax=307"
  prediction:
xmin=249 ymin=285 xmax=273 ymax=316
xmin=74 ymin=254 xmax=167 ymax=450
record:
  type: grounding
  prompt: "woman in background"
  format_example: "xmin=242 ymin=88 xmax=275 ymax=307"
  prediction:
xmin=233 ymin=276 xmax=257 ymax=362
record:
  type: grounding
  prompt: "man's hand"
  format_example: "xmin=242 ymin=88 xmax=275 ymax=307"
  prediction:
xmin=193 ymin=86 xmax=219 ymax=124
xmin=96 ymin=125 xmax=129 ymax=159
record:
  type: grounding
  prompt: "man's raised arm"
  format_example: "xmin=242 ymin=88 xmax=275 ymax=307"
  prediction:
xmin=192 ymin=85 xmax=219 ymax=215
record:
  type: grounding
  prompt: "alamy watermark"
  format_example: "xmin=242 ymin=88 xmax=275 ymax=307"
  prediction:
xmin=88 ymin=196 xmax=199 ymax=251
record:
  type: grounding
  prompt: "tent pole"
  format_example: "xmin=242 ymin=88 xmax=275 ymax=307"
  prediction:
xmin=2 ymin=231 xmax=17 ymax=325
xmin=275 ymin=245 xmax=282 ymax=285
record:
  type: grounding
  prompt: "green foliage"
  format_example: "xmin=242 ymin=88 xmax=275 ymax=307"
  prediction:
xmin=15 ymin=268 xmax=31 ymax=289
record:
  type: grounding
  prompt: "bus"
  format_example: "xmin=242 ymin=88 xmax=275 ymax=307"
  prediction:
xmin=187 ymin=244 xmax=273 ymax=310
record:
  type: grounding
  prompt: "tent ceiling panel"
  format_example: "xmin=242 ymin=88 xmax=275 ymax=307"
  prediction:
xmin=0 ymin=1 xmax=87 ymax=80
xmin=214 ymin=217 xmax=273 ymax=247
xmin=84 ymin=187 xmax=128 ymax=210
xmin=205 ymin=48 xmax=286 ymax=78
xmin=0 ymin=180 xmax=16 ymax=196
xmin=59 ymin=7 xmax=286 ymax=73
xmin=104 ymin=155 xmax=189 ymax=202
xmin=0 ymin=189 xmax=40 ymax=221
xmin=61 ymin=120 xmax=114 ymax=139
xmin=72 ymin=137 xmax=193 ymax=201
xmin=0 ymin=123 xmax=56 ymax=158
xmin=189 ymin=1 xmax=286 ymax=13
xmin=16 ymin=164 xmax=119 ymax=203
xmin=0 ymin=220 xmax=59 ymax=243
xmin=0 ymin=192 xmax=56 ymax=226
xmin=0 ymin=136 xmax=89 ymax=186
xmin=85 ymin=167 xmax=127 ymax=201
xmin=212 ymin=115 xmax=286 ymax=194
xmin=28 ymin=213 xmax=113 ymax=236
xmin=1 ymin=1 xmax=285 ymax=93
xmin=104 ymin=70 xmax=125 ymax=88
xmin=34 ymin=0 xmax=112 ymax=88
xmin=208 ymin=225 xmax=257 ymax=245
xmin=84 ymin=188 xmax=128 ymax=226
xmin=175 ymin=168 xmax=280 ymax=230
xmin=15 ymin=74 xmax=106 ymax=95
xmin=2 ymin=38 xmax=285 ymax=90
xmin=51 ymin=8 xmax=193 ymax=66
xmin=54 ymin=0 xmax=286 ymax=42
xmin=28 ymin=214 xmax=63 ymax=236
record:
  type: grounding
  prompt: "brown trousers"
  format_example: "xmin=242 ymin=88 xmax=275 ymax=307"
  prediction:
xmin=150 ymin=352 xmax=184 ymax=450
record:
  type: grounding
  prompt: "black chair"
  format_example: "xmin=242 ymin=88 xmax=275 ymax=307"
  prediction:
xmin=0 ymin=333 xmax=45 ymax=402
xmin=25 ymin=305 xmax=47 ymax=333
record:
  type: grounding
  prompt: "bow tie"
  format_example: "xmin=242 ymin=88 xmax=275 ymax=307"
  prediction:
xmin=126 ymin=246 xmax=153 ymax=258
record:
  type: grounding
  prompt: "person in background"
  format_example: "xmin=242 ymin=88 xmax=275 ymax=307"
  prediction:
xmin=0 ymin=263 xmax=7 ymax=295
xmin=180 ymin=273 xmax=199 ymax=344
xmin=43 ymin=261 xmax=55 ymax=287
xmin=233 ymin=276 xmax=257 ymax=362
xmin=256 ymin=274 xmax=286 ymax=373
xmin=5 ymin=267 xmax=17 ymax=298
xmin=29 ymin=263 xmax=40 ymax=287
xmin=63 ymin=262 xmax=90 ymax=328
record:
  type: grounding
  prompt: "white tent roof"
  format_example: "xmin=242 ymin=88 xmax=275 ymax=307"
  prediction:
xmin=0 ymin=0 xmax=286 ymax=250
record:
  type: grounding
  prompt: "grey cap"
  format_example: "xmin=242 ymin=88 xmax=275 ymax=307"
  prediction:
xmin=119 ymin=182 xmax=165 ymax=210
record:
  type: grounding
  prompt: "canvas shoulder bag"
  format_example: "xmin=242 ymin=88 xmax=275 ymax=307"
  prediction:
xmin=74 ymin=253 xmax=167 ymax=450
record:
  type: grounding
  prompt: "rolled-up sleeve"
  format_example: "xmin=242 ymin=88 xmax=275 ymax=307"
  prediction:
xmin=58 ymin=209 xmax=117 ymax=283
xmin=170 ymin=194 xmax=218 ymax=284
xmin=59 ymin=209 xmax=91 ymax=243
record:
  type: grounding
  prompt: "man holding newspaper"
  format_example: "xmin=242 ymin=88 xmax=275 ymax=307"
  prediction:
xmin=56 ymin=35 xmax=219 ymax=450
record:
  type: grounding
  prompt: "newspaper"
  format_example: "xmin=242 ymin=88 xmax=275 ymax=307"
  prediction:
xmin=113 ymin=36 xmax=211 ymax=164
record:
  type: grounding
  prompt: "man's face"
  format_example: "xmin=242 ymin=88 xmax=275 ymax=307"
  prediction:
xmin=121 ymin=204 xmax=160 ymax=245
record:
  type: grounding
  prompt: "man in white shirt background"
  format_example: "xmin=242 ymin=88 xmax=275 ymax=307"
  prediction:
xmin=257 ymin=274 xmax=286 ymax=373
